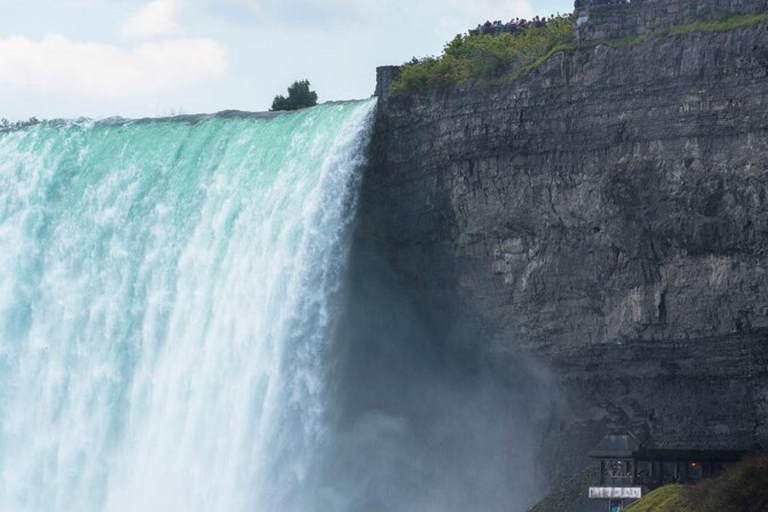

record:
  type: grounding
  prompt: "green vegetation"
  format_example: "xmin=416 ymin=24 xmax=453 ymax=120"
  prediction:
xmin=575 ymin=11 xmax=768 ymax=51
xmin=519 ymin=11 xmax=768 ymax=77
xmin=626 ymin=453 xmax=768 ymax=512
xmin=392 ymin=11 xmax=768 ymax=96
xmin=625 ymin=485 xmax=688 ymax=512
xmin=0 ymin=117 xmax=41 ymax=132
xmin=665 ymin=11 xmax=768 ymax=36
xmin=391 ymin=15 xmax=574 ymax=95
xmin=684 ymin=452 xmax=768 ymax=512
xmin=270 ymin=80 xmax=318 ymax=112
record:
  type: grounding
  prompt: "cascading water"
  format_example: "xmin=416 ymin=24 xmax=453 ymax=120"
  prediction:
xmin=0 ymin=100 xmax=376 ymax=512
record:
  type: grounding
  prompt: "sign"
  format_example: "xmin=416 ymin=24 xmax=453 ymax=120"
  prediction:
xmin=589 ymin=487 xmax=643 ymax=499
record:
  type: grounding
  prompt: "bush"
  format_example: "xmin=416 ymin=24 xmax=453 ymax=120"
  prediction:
xmin=270 ymin=80 xmax=318 ymax=111
xmin=0 ymin=117 xmax=41 ymax=132
xmin=391 ymin=15 xmax=574 ymax=95
xmin=625 ymin=453 xmax=768 ymax=512
xmin=625 ymin=485 xmax=689 ymax=512
xmin=684 ymin=453 xmax=768 ymax=512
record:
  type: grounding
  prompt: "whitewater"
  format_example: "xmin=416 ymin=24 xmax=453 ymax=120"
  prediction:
xmin=0 ymin=100 xmax=376 ymax=512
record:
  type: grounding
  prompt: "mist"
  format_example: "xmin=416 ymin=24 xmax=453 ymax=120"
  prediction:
xmin=304 ymin=213 xmax=566 ymax=512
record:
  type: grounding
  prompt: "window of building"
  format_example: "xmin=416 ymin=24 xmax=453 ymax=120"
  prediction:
xmin=604 ymin=460 xmax=633 ymax=485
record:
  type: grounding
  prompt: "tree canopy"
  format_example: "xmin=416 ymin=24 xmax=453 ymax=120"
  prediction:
xmin=270 ymin=80 xmax=319 ymax=111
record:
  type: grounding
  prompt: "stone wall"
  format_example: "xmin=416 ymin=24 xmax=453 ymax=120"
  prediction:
xmin=575 ymin=0 xmax=768 ymax=41
xmin=365 ymin=24 xmax=768 ymax=484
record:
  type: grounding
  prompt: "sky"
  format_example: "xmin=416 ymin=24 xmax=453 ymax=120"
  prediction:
xmin=0 ymin=0 xmax=574 ymax=120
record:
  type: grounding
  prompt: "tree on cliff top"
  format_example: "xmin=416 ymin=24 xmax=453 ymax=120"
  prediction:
xmin=270 ymin=80 xmax=318 ymax=111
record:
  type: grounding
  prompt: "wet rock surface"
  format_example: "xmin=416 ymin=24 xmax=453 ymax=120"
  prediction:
xmin=363 ymin=26 xmax=768 ymax=481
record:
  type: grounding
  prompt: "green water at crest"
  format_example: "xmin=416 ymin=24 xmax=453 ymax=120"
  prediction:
xmin=0 ymin=100 xmax=376 ymax=512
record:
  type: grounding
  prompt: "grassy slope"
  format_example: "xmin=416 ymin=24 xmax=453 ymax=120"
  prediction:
xmin=392 ymin=16 xmax=574 ymax=95
xmin=626 ymin=453 xmax=768 ymax=512
xmin=625 ymin=485 xmax=689 ymax=512
xmin=522 ymin=12 xmax=768 ymax=76
xmin=393 ymin=12 xmax=768 ymax=95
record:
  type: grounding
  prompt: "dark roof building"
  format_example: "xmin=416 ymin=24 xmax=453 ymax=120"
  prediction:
xmin=589 ymin=434 xmax=641 ymax=459
xmin=585 ymin=434 xmax=750 ymax=512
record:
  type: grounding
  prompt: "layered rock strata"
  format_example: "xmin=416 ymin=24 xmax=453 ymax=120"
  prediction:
xmin=361 ymin=26 xmax=768 ymax=476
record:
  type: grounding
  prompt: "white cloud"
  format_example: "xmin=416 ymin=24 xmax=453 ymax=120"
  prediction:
xmin=122 ymin=0 xmax=179 ymax=38
xmin=429 ymin=0 xmax=534 ymax=41
xmin=468 ymin=0 xmax=534 ymax=20
xmin=0 ymin=35 xmax=226 ymax=98
xmin=206 ymin=0 xmax=534 ymax=27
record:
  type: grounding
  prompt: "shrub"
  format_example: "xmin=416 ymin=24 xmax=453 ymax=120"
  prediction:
xmin=0 ymin=117 xmax=41 ymax=132
xmin=625 ymin=485 xmax=690 ymax=512
xmin=626 ymin=453 xmax=768 ymax=512
xmin=270 ymin=80 xmax=318 ymax=111
xmin=683 ymin=452 xmax=768 ymax=512
xmin=391 ymin=15 xmax=574 ymax=95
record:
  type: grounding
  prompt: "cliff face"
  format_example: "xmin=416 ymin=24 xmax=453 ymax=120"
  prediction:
xmin=362 ymin=25 xmax=768 ymax=465
xmin=574 ymin=0 xmax=768 ymax=42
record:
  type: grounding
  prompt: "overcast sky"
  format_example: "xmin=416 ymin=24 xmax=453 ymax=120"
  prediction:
xmin=0 ymin=0 xmax=574 ymax=120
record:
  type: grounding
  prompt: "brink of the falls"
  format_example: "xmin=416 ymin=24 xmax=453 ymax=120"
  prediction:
xmin=0 ymin=101 xmax=376 ymax=512
xmin=0 ymin=98 xmax=550 ymax=512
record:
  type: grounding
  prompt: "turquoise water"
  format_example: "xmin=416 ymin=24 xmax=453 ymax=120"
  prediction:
xmin=0 ymin=100 xmax=376 ymax=512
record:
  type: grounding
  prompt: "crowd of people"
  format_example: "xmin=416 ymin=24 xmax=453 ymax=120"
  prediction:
xmin=469 ymin=0 xmax=634 ymax=37
xmin=469 ymin=15 xmax=560 ymax=37
xmin=574 ymin=0 xmax=632 ymax=7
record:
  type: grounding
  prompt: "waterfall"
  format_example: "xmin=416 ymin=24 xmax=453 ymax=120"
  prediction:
xmin=0 ymin=100 xmax=376 ymax=512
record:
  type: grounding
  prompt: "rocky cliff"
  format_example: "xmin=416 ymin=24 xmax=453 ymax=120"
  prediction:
xmin=574 ymin=0 xmax=768 ymax=42
xmin=359 ymin=22 xmax=768 ymax=481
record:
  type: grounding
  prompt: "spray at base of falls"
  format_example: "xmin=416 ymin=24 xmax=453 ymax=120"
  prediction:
xmin=0 ymin=100 xmax=376 ymax=512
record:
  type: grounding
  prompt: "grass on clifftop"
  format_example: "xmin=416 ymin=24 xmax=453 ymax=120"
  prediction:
xmin=665 ymin=11 xmax=768 ymax=36
xmin=625 ymin=453 xmax=768 ymax=512
xmin=625 ymin=485 xmax=689 ymax=512
xmin=391 ymin=15 xmax=574 ymax=95
xmin=523 ymin=11 xmax=768 ymax=74
xmin=392 ymin=11 xmax=768 ymax=96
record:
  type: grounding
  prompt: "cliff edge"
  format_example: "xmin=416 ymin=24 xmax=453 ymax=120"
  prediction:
xmin=362 ymin=6 xmax=768 ymax=487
